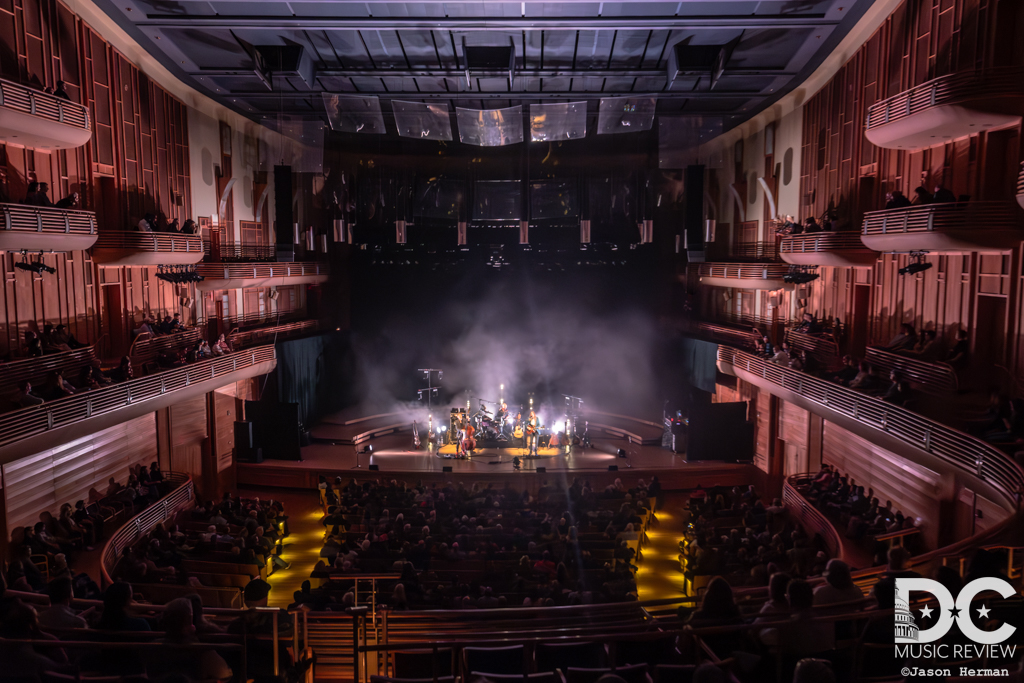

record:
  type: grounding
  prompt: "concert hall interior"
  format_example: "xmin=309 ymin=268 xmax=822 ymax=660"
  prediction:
xmin=3 ymin=0 xmax=1024 ymax=680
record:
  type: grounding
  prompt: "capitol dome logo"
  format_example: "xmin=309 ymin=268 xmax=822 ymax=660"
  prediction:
xmin=894 ymin=596 xmax=919 ymax=641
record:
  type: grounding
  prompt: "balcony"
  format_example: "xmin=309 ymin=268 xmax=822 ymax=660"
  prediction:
xmin=1017 ymin=163 xmax=1024 ymax=210
xmin=864 ymin=68 xmax=1024 ymax=151
xmin=706 ymin=239 xmax=779 ymax=262
xmin=715 ymin=346 xmax=1024 ymax=510
xmin=194 ymin=262 xmax=328 ymax=291
xmin=229 ymin=319 xmax=319 ymax=348
xmin=203 ymin=241 xmax=276 ymax=262
xmin=0 ymin=203 xmax=97 ymax=252
xmin=91 ymin=232 xmax=205 ymax=266
xmin=780 ymin=232 xmax=878 ymax=267
xmin=693 ymin=262 xmax=793 ymax=290
xmin=0 ymin=345 xmax=277 ymax=465
xmin=0 ymin=78 xmax=92 ymax=150
xmin=860 ymin=202 xmax=1024 ymax=253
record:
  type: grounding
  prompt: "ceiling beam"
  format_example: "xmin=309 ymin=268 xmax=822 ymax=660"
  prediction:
xmin=223 ymin=90 xmax=765 ymax=100
xmin=197 ymin=68 xmax=796 ymax=79
xmin=138 ymin=14 xmax=837 ymax=30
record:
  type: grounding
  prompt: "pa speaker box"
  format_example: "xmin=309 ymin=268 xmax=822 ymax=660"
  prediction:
xmin=369 ymin=464 xmax=379 ymax=471
xmin=608 ymin=465 xmax=618 ymax=472
xmin=685 ymin=165 xmax=705 ymax=250
xmin=234 ymin=420 xmax=253 ymax=450
xmin=274 ymin=166 xmax=293 ymax=246
xmin=537 ymin=467 xmax=546 ymax=473
xmin=687 ymin=401 xmax=753 ymax=462
xmin=442 ymin=466 xmax=453 ymax=473
xmin=245 ymin=400 xmax=302 ymax=460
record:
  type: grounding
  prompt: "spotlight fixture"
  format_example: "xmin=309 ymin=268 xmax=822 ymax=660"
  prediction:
xmin=783 ymin=266 xmax=819 ymax=284
xmin=898 ymin=251 xmax=932 ymax=276
xmin=156 ymin=265 xmax=204 ymax=284
xmin=14 ymin=251 xmax=56 ymax=275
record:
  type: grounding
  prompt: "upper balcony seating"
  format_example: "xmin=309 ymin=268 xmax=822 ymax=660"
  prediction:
xmin=194 ymin=261 xmax=328 ymax=291
xmin=91 ymin=231 xmax=204 ymax=266
xmin=864 ymin=68 xmax=1024 ymax=152
xmin=0 ymin=202 xmax=97 ymax=252
xmin=0 ymin=346 xmax=99 ymax=407
xmin=204 ymin=240 xmax=277 ymax=262
xmin=129 ymin=328 xmax=201 ymax=370
xmin=779 ymin=232 xmax=878 ymax=268
xmin=785 ymin=329 xmax=841 ymax=369
xmin=705 ymin=239 xmax=779 ymax=262
xmin=860 ymin=201 xmax=1024 ymax=253
xmin=0 ymin=77 xmax=92 ymax=150
xmin=694 ymin=262 xmax=793 ymax=290
xmin=685 ymin=320 xmax=762 ymax=350
xmin=864 ymin=346 xmax=958 ymax=394
xmin=0 ymin=345 xmax=276 ymax=462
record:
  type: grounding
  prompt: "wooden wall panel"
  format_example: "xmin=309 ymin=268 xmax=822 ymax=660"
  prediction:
xmin=823 ymin=421 xmax=944 ymax=547
xmin=168 ymin=394 xmax=209 ymax=493
xmin=2 ymin=414 xmax=156 ymax=538
xmin=0 ymin=0 xmax=193 ymax=359
xmin=213 ymin=388 xmax=237 ymax=474
xmin=754 ymin=387 xmax=771 ymax=473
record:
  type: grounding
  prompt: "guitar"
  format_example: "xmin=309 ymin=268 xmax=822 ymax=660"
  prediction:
xmin=512 ymin=406 xmax=524 ymax=439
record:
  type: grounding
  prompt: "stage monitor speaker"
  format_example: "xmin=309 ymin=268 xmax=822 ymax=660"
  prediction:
xmin=245 ymin=400 xmax=302 ymax=460
xmin=608 ymin=465 xmax=618 ymax=472
xmin=369 ymin=464 xmax=379 ymax=471
xmin=685 ymin=165 xmax=705 ymax=250
xmin=686 ymin=401 xmax=753 ymax=462
xmin=274 ymin=166 xmax=293 ymax=246
xmin=442 ymin=466 xmax=453 ymax=473
xmin=537 ymin=467 xmax=546 ymax=473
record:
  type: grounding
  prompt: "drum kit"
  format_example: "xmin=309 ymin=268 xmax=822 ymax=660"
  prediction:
xmin=449 ymin=400 xmax=514 ymax=447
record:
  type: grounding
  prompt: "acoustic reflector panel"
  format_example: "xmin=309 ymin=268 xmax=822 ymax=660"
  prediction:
xmin=322 ymin=94 xmax=386 ymax=134
xmin=530 ymin=101 xmax=587 ymax=141
xmin=456 ymin=106 xmax=524 ymax=146
xmin=392 ymin=100 xmax=453 ymax=141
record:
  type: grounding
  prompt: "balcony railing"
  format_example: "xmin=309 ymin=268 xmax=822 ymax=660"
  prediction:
xmin=101 ymin=472 xmax=192 ymax=586
xmin=708 ymin=240 xmax=780 ymax=262
xmin=0 ymin=202 xmax=97 ymax=251
xmin=864 ymin=68 xmax=1024 ymax=151
xmin=1017 ymin=163 xmax=1024 ymax=210
xmin=717 ymin=346 xmax=1024 ymax=503
xmin=779 ymin=231 xmax=878 ymax=267
xmin=696 ymin=262 xmax=791 ymax=283
xmin=0 ymin=345 xmax=276 ymax=450
xmin=861 ymin=201 xmax=1024 ymax=252
xmin=194 ymin=261 xmax=328 ymax=291
xmin=230 ymin=319 xmax=319 ymax=348
xmin=92 ymin=231 xmax=205 ymax=266
xmin=0 ymin=78 xmax=92 ymax=150
xmin=866 ymin=68 xmax=1024 ymax=129
xmin=203 ymin=240 xmax=277 ymax=262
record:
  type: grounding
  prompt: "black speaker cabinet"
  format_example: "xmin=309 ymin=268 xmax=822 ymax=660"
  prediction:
xmin=687 ymin=401 xmax=753 ymax=462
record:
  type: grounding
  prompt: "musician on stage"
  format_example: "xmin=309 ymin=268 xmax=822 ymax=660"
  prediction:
xmin=496 ymin=400 xmax=509 ymax=435
xmin=525 ymin=410 xmax=539 ymax=457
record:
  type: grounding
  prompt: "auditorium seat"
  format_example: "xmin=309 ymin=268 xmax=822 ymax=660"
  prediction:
xmin=463 ymin=644 xmax=526 ymax=676
xmin=652 ymin=664 xmax=697 ymax=683
xmin=536 ymin=641 xmax=607 ymax=672
xmin=475 ymin=672 xmax=564 ymax=683
xmin=370 ymin=677 xmax=458 ymax=683
xmin=393 ymin=648 xmax=454 ymax=678
xmin=566 ymin=663 xmax=650 ymax=683
xmin=613 ymin=636 xmax=679 ymax=666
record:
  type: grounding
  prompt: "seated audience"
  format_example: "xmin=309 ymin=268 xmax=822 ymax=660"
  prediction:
xmin=884 ymin=190 xmax=912 ymax=209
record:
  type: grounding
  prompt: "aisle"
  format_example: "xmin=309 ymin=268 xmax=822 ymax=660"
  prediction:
xmin=635 ymin=492 xmax=691 ymax=602
xmin=239 ymin=486 xmax=326 ymax=608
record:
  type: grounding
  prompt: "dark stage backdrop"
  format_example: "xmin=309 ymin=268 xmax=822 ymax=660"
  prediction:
xmin=269 ymin=332 xmax=357 ymax=427
xmin=678 ymin=337 xmax=719 ymax=395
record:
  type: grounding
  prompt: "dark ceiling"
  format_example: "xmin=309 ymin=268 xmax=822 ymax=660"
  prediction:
xmin=95 ymin=0 xmax=873 ymax=135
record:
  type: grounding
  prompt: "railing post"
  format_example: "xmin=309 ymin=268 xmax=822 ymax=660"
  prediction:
xmin=924 ymin=427 xmax=931 ymax=451
xmin=272 ymin=610 xmax=280 ymax=675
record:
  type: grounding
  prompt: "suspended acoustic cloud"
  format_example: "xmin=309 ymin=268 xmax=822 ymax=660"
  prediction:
xmin=455 ymin=106 xmax=524 ymax=147
xmin=597 ymin=96 xmax=657 ymax=134
xmin=530 ymin=102 xmax=588 ymax=142
xmin=322 ymin=94 xmax=387 ymax=134
xmin=391 ymin=100 xmax=453 ymax=141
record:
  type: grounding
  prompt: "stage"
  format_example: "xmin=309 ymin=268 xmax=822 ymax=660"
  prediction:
xmin=236 ymin=406 xmax=762 ymax=492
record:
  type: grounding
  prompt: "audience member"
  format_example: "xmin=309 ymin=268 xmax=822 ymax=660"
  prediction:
xmin=884 ymin=190 xmax=912 ymax=209
xmin=932 ymin=185 xmax=957 ymax=203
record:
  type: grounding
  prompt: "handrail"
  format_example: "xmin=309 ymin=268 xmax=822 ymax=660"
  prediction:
xmin=708 ymin=239 xmax=780 ymax=261
xmin=208 ymin=308 xmax=309 ymax=330
xmin=1 ymin=201 xmax=96 ymax=234
xmin=100 ymin=471 xmax=194 ymax=586
xmin=779 ymin=231 xmax=872 ymax=253
xmin=696 ymin=262 xmax=791 ymax=279
xmin=204 ymin=240 xmax=277 ymax=262
xmin=0 ymin=77 xmax=91 ymax=130
xmin=94 ymin=231 xmax=204 ymax=253
xmin=863 ymin=346 xmax=958 ymax=393
xmin=0 ymin=345 xmax=98 ymax=388
xmin=230 ymin=319 xmax=318 ymax=348
xmin=717 ymin=346 xmax=1024 ymax=504
xmin=783 ymin=476 xmax=843 ymax=560
xmin=194 ymin=261 xmax=327 ymax=279
xmin=865 ymin=68 xmax=1024 ymax=129
xmin=0 ymin=345 xmax=276 ymax=449
xmin=861 ymin=201 xmax=1023 ymax=236
xmin=1018 ymin=162 xmax=1024 ymax=199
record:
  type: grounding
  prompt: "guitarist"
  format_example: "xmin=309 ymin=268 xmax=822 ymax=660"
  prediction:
xmin=525 ymin=410 xmax=539 ymax=457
